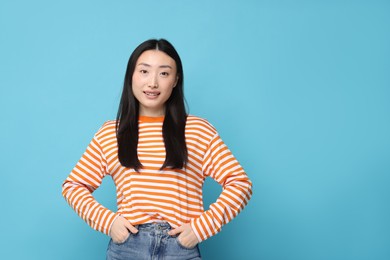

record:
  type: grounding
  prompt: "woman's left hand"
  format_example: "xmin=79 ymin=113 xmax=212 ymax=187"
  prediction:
xmin=168 ymin=223 xmax=199 ymax=248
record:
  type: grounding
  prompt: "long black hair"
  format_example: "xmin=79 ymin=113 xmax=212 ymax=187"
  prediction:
xmin=116 ymin=39 xmax=188 ymax=171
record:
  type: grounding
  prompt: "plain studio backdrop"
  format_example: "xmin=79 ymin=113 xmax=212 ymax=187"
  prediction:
xmin=0 ymin=0 xmax=389 ymax=259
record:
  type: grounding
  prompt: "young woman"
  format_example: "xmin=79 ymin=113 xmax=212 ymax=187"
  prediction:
xmin=62 ymin=39 xmax=252 ymax=260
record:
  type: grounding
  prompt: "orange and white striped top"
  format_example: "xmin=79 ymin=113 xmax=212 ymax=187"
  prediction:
xmin=62 ymin=115 xmax=252 ymax=242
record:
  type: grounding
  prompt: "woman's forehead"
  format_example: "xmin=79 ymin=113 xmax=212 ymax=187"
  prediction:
xmin=136 ymin=50 xmax=176 ymax=68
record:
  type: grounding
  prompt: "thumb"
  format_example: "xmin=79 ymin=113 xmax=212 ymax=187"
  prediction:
xmin=168 ymin=225 xmax=183 ymax=236
xmin=124 ymin=221 xmax=138 ymax=234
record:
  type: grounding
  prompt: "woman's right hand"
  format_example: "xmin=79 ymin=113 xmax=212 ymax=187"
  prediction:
xmin=109 ymin=215 xmax=138 ymax=244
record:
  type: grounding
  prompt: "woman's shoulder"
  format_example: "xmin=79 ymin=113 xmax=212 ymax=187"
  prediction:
xmin=186 ymin=115 xmax=217 ymax=136
xmin=101 ymin=120 xmax=117 ymax=128
xmin=186 ymin=114 xmax=212 ymax=126
xmin=95 ymin=120 xmax=117 ymax=137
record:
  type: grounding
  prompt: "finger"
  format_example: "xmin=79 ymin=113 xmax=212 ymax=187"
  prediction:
xmin=168 ymin=226 xmax=183 ymax=236
xmin=124 ymin=221 xmax=138 ymax=234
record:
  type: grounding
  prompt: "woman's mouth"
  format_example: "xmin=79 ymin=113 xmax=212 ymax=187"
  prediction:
xmin=144 ymin=91 xmax=160 ymax=98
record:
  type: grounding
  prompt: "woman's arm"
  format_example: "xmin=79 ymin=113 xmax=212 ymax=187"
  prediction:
xmin=62 ymin=135 xmax=118 ymax=235
xmin=191 ymin=133 xmax=253 ymax=242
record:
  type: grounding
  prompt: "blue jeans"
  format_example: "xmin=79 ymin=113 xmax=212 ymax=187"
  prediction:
xmin=106 ymin=222 xmax=201 ymax=260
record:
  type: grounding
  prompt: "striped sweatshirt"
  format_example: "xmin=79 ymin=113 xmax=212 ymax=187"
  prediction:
xmin=62 ymin=115 xmax=252 ymax=242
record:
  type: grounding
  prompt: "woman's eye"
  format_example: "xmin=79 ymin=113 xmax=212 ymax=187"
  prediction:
xmin=140 ymin=70 xmax=148 ymax=74
xmin=160 ymin=72 xmax=169 ymax=76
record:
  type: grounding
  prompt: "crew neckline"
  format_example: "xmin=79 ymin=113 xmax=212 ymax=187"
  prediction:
xmin=139 ymin=116 xmax=165 ymax=123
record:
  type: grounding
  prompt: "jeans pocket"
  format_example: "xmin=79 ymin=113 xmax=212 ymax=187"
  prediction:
xmin=175 ymin=236 xmax=197 ymax=250
xmin=112 ymin=232 xmax=131 ymax=246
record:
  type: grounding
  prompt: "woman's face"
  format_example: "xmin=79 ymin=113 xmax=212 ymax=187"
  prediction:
xmin=132 ymin=50 xmax=178 ymax=117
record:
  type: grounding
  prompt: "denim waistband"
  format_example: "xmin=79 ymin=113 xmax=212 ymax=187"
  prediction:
xmin=135 ymin=222 xmax=172 ymax=231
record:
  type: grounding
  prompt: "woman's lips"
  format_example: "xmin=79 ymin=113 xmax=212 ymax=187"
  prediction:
xmin=144 ymin=91 xmax=160 ymax=99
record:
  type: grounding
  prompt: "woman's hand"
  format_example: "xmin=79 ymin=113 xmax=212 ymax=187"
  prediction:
xmin=109 ymin=215 xmax=138 ymax=244
xmin=168 ymin=223 xmax=199 ymax=249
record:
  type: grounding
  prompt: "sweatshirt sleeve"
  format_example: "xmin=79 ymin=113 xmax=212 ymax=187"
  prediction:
xmin=190 ymin=133 xmax=253 ymax=242
xmin=62 ymin=133 xmax=118 ymax=236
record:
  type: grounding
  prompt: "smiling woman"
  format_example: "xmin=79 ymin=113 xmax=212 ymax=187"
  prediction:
xmin=61 ymin=39 xmax=253 ymax=260
xmin=132 ymin=50 xmax=178 ymax=117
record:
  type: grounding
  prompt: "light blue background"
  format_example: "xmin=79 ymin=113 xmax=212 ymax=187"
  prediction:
xmin=1 ymin=0 xmax=389 ymax=259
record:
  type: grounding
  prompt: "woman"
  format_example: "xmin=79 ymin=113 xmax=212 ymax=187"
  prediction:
xmin=62 ymin=39 xmax=252 ymax=260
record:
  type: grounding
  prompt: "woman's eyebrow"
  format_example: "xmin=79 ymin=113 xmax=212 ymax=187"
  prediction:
xmin=137 ymin=63 xmax=172 ymax=69
xmin=159 ymin=65 xmax=173 ymax=69
xmin=137 ymin=62 xmax=151 ymax=67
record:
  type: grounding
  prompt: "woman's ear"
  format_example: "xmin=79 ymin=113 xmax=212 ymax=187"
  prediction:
xmin=173 ymin=75 xmax=179 ymax=88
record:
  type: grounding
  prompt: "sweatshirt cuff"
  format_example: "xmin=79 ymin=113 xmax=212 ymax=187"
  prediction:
xmin=190 ymin=217 xmax=209 ymax=243
xmin=103 ymin=211 xmax=120 ymax=236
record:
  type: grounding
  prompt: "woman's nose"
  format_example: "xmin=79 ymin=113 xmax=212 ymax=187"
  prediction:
xmin=148 ymin=74 xmax=158 ymax=88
